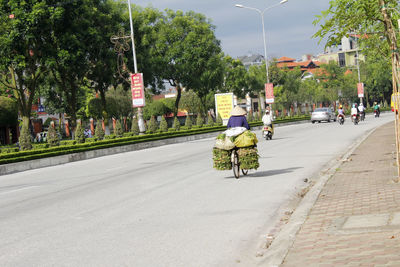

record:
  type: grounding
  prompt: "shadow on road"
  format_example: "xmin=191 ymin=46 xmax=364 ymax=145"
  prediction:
xmin=224 ymin=167 xmax=303 ymax=179
xmin=248 ymin=167 xmax=303 ymax=178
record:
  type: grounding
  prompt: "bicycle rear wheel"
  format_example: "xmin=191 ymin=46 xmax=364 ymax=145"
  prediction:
xmin=232 ymin=151 xmax=240 ymax=179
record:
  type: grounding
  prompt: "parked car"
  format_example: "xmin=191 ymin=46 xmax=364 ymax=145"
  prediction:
xmin=311 ymin=108 xmax=336 ymax=123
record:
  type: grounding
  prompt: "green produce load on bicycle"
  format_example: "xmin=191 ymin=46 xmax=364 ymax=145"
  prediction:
xmin=212 ymin=106 xmax=260 ymax=178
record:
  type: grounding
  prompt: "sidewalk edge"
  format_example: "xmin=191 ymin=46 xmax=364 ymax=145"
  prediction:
xmin=258 ymin=125 xmax=381 ymax=267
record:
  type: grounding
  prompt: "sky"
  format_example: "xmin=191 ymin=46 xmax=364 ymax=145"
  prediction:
xmin=131 ymin=0 xmax=332 ymax=61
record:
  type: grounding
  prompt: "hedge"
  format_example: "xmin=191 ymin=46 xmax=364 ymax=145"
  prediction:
xmin=0 ymin=116 xmax=310 ymax=165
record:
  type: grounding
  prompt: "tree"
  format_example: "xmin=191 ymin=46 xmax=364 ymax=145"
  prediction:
xmin=184 ymin=116 xmax=192 ymax=129
xmin=87 ymin=98 xmax=104 ymax=120
xmin=147 ymin=116 xmax=158 ymax=133
xmin=149 ymin=9 xmax=222 ymax=115
xmin=313 ymin=0 xmax=398 ymax=103
xmin=95 ymin=121 xmax=105 ymax=140
xmin=106 ymin=86 xmax=133 ymax=119
xmin=19 ymin=118 xmax=32 ymax=151
xmin=114 ymin=120 xmax=123 ymax=137
xmin=0 ymin=1 xmax=57 ymax=129
xmin=196 ymin=114 xmax=204 ymax=127
xmin=179 ymin=90 xmax=202 ymax=115
xmin=160 ymin=116 xmax=168 ymax=132
xmin=274 ymin=67 xmax=302 ymax=110
xmin=47 ymin=123 xmax=60 ymax=147
xmin=173 ymin=117 xmax=180 ymax=131
xmin=0 ymin=96 xmax=18 ymax=127
xmin=220 ymin=56 xmax=249 ymax=98
xmin=143 ymin=100 xmax=169 ymax=120
xmin=74 ymin=122 xmax=85 ymax=143
xmin=86 ymin=0 xmax=125 ymax=120
xmin=131 ymin=117 xmax=140 ymax=135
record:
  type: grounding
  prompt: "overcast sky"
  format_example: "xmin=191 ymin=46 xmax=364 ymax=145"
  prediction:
xmin=132 ymin=0 xmax=331 ymax=60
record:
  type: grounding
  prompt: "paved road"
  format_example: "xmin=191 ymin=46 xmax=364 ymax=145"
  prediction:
xmin=0 ymin=113 xmax=394 ymax=266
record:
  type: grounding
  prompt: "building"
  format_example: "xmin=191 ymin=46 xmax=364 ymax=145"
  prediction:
xmin=276 ymin=56 xmax=321 ymax=74
xmin=237 ymin=53 xmax=264 ymax=69
xmin=318 ymin=35 xmax=365 ymax=68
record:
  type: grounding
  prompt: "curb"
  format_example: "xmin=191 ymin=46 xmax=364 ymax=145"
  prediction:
xmin=258 ymin=123 xmax=383 ymax=267
xmin=0 ymin=119 xmax=309 ymax=176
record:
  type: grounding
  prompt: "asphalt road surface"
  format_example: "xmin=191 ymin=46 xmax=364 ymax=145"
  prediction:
xmin=0 ymin=112 xmax=394 ymax=267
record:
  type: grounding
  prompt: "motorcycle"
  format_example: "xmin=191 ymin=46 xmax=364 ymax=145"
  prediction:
xmin=374 ymin=110 xmax=380 ymax=118
xmin=352 ymin=114 xmax=359 ymax=125
xmin=262 ymin=125 xmax=273 ymax=140
xmin=338 ymin=115 xmax=345 ymax=125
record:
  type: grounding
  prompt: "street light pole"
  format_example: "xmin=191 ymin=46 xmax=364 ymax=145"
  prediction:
xmin=127 ymin=0 xmax=145 ymax=133
xmin=235 ymin=0 xmax=288 ymax=110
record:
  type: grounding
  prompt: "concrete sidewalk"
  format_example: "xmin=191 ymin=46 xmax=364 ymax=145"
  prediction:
xmin=281 ymin=122 xmax=400 ymax=266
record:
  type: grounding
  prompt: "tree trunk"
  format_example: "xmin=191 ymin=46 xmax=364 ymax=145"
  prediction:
xmin=174 ymin=83 xmax=182 ymax=116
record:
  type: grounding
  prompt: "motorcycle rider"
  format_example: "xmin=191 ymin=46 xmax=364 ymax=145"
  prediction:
xmin=337 ymin=105 xmax=345 ymax=121
xmin=351 ymin=103 xmax=359 ymax=122
xmin=262 ymin=107 xmax=274 ymax=138
xmin=374 ymin=102 xmax=380 ymax=117
xmin=358 ymin=102 xmax=365 ymax=120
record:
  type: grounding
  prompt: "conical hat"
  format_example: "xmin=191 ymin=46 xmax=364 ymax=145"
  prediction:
xmin=230 ymin=106 xmax=247 ymax=116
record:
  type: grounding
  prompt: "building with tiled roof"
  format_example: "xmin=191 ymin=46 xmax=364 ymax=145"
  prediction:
xmin=276 ymin=57 xmax=321 ymax=74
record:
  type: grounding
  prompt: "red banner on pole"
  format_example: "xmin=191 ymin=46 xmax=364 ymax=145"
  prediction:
xmin=131 ymin=73 xmax=145 ymax=107
xmin=265 ymin=83 xmax=274 ymax=104
xmin=357 ymin=83 xmax=364 ymax=98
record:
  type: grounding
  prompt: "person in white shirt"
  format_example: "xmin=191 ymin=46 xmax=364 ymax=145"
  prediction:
xmin=358 ymin=102 xmax=365 ymax=120
xmin=262 ymin=108 xmax=274 ymax=126
xmin=351 ymin=103 xmax=359 ymax=121
xmin=262 ymin=108 xmax=274 ymax=135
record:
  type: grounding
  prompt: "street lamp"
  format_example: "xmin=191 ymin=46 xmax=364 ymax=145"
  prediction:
xmin=235 ymin=0 xmax=288 ymax=84
xmin=127 ymin=0 xmax=145 ymax=133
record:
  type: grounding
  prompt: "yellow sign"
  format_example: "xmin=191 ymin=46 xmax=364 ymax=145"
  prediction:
xmin=215 ymin=93 xmax=234 ymax=124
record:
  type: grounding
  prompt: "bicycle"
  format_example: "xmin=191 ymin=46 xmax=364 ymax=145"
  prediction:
xmin=231 ymin=148 xmax=248 ymax=179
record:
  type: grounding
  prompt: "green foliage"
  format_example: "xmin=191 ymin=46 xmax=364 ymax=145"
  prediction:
xmin=173 ymin=117 xmax=181 ymax=131
xmin=216 ymin=113 xmax=223 ymax=125
xmin=238 ymin=147 xmax=259 ymax=170
xmin=212 ymin=148 xmax=232 ymax=170
xmin=196 ymin=114 xmax=204 ymax=127
xmin=0 ymin=97 xmax=18 ymax=126
xmin=179 ymin=90 xmax=202 ymax=114
xmin=47 ymin=125 xmax=60 ymax=147
xmin=148 ymin=9 xmax=222 ymax=112
xmin=95 ymin=121 xmax=105 ymax=140
xmin=87 ymin=98 xmax=103 ymax=119
xmin=19 ymin=123 xmax=32 ymax=151
xmin=143 ymin=100 xmax=169 ymax=120
xmin=246 ymin=112 xmax=253 ymax=122
xmin=74 ymin=123 xmax=85 ymax=144
xmin=147 ymin=116 xmax=158 ymax=134
xmin=106 ymin=87 xmax=134 ymax=119
xmin=207 ymin=114 xmax=214 ymax=126
xmin=160 ymin=116 xmax=168 ymax=132
xmin=43 ymin=118 xmax=53 ymax=128
xmin=114 ymin=120 xmax=123 ymax=138
xmin=131 ymin=117 xmax=140 ymax=135
xmin=220 ymin=56 xmax=249 ymax=98
xmin=184 ymin=116 xmax=192 ymax=129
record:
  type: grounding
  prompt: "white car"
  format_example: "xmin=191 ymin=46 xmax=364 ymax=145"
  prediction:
xmin=311 ymin=108 xmax=336 ymax=123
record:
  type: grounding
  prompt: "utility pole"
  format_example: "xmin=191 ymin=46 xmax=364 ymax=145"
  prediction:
xmin=127 ymin=0 xmax=145 ymax=133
